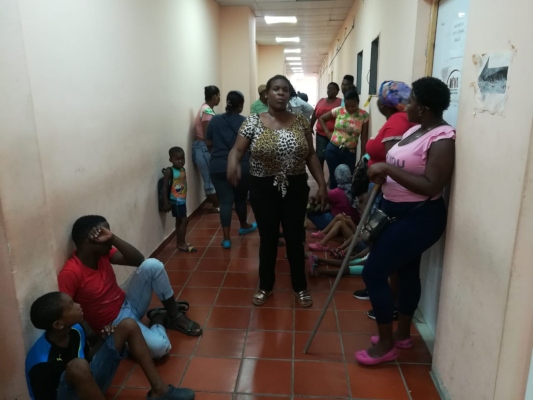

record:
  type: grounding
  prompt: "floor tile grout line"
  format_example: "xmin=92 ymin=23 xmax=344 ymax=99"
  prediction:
xmin=233 ymin=291 xmax=257 ymax=396
xmin=396 ymin=361 xmax=414 ymax=400
xmin=175 ymin=219 xmax=218 ymax=390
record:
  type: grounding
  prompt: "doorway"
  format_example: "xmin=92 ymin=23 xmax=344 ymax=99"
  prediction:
xmin=416 ymin=0 xmax=470 ymax=353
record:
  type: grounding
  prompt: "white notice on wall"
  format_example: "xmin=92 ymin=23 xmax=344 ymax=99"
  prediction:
xmin=449 ymin=16 xmax=467 ymax=59
xmin=473 ymin=50 xmax=514 ymax=115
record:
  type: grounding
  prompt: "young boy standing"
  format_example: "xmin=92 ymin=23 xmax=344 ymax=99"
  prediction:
xmin=25 ymin=291 xmax=195 ymax=400
xmin=161 ymin=147 xmax=197 ymax=253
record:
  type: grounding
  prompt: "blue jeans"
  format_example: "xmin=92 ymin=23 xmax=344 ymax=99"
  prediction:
xmin=192 ymin=140 xmax=216 ymax=195
xmin=57 ymin=335 xmax=126 ymax=399
xmin=307 ymin=211 xmax=334 ymax=231
xmin=362 ymin=198 xmax=447 ymax=324
xmin=325 ymin=142 xmax=356 ymax=189
xmin=315 ymin=134 xmax=329 ymax=166
xmin=113 ymin=258 xmax=174 ymax=359
xmin=211 ymin=172 xmax=249 ymax=227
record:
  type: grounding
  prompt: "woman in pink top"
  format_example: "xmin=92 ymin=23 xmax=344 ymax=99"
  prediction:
xmin=192 ymin=85 xmax=221 ymax=211
xmin=354 ymin=77 xmax=456 ymax=366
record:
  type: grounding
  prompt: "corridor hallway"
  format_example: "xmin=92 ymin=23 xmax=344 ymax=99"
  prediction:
xmin=105 ymin=202 xmax=441 ymax=400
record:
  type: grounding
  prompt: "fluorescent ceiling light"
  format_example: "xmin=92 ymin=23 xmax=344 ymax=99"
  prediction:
xmin=292 ymin=68 xmax=303 ymax=71
xmin=265 ymin=16 xmax=297 ymax=24
xmin=284 ymin=48 xmax=301 ymax=54
xmin=276 ymin=37 xmax=300 ymax=43
xmin=289 ymin=62 xmax=302 ymax=66
xmin=285 ymin=57 xmax=301 ymax=61
xmin=292 ymin=73 xmax=304 ymax=77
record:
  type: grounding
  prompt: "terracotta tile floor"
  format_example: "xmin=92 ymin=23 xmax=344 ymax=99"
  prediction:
xmin=106 ymin=206 xmax=442 ymax=400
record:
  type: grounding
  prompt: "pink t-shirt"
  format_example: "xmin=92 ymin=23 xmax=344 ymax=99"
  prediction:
xmin=194 ymin=103 xmax=215 ymax=139
xmin=383 ymin=125 xmax=456 ymax=203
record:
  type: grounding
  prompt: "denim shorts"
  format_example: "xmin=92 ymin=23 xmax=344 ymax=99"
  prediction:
xmin=56 ymin=335 xmax=127 ymax=399
xmin=171 ymin=203 xmax=187 ymax=218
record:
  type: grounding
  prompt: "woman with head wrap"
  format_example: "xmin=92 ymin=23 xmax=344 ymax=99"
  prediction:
xmin=366 ymin=81 xmax=415 ymax=166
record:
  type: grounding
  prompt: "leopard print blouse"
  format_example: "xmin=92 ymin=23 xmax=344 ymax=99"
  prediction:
xmin=239 ymin=113 xmax=311 ymax=197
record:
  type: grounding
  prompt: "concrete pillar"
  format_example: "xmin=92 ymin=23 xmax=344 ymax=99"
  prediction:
xmin=219 ymin=6 xmax=257 ymax=116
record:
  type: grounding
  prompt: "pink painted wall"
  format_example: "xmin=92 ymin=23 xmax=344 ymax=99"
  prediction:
xmin=0 ymin=0 xmax=221 ymax=398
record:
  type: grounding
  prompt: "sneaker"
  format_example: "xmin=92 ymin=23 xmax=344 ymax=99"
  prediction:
xmin=221 ymin=239 xmax=231 ymax=249
xmin=367 ymin=308 xmax=399 ymax=320
xmin=353 ymin=289 xmax=369 ymax=300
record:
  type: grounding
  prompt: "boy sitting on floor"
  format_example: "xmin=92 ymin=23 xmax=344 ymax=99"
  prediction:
xmin=25 ymin=292 xmax=194 ymax=400
xmin=58 ymin=215 xmax=202 ymax=361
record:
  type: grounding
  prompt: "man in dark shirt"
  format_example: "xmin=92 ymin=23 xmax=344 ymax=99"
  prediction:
xmin=25 ymin=291 xmax=195 ymax=400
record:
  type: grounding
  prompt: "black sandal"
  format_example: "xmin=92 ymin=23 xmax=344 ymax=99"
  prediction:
xmin=166 ymin=313 xmax=203 ymax=337
xmin=146 ymin=301 xmax=189 ymax=320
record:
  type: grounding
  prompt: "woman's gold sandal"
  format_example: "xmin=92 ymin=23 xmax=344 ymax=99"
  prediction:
xmin=252 ymin=289 xmax=272 ymax=306
xmin=295 ymin=290 xmax=313 ymax=307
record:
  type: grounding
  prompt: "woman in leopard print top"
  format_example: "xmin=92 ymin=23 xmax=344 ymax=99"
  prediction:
xmin=227 ymin=75 xmax=327 ymax=308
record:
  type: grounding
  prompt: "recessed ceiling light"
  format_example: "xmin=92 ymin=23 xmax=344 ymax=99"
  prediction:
xmin=276 ymin=37 xmax=300 ymax=43
xmin=265 ymin=16 xmax=297 ymax=24
xmin=284 ymin=48 xmax=301 ymax=54
xmin=285 ymin=57 xmax=301 ymax=61
xmin=289 ymin=62 xmax=302 ymax=66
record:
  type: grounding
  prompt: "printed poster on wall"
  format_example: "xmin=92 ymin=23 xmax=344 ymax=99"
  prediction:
xmin=473 ymin=50 xmax=514 ymax=115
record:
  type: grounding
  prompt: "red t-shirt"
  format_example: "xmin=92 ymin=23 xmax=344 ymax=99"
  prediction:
xmin=58 ymin=248 xmax=125 ymax=332
xmin=366 ymin=112 xmax=415 ymax=167
xmin=328 ymin=188 xmax=353 ymax=217
xmin=314 ymin=97 xmax=342 ymax=136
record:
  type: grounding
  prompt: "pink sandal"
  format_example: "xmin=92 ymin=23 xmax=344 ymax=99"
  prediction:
xmin=370 ymin=336 xmax=413 ymax=349
xmin=308 ymin=242 xmax=329 ymax=251
xmin=354 ymin=347 xmax=399 ymax=365
xmin=311 ymin=231 xmax=325 ymax=239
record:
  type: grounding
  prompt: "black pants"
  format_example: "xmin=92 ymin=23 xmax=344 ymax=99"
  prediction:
xmin=250 ymin=174 xmax=310 ymax=292
xmin=210 ymin=172 xmax=249 ymax=227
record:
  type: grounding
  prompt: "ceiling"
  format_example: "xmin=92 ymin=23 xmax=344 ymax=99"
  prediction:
xmin=214 ymin=0 xmax=356 ymax=75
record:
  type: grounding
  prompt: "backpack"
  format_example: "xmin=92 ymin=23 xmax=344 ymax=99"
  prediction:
xmin=158 ymin=168 xmax=172 ymax=211
xmin=351 ymin=155 xmax=370 ymax=197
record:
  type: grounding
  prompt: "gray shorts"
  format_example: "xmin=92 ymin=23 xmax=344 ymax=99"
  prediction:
xmin=56 ymin=335 xmax=127 ymax=399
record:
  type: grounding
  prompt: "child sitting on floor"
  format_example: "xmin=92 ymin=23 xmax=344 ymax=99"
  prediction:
xmin=308 ymin=212 xmax=357 ymax=252
xmin=307 ymin=164 xmax=355 ymax=232
xmin=306 ymin=248 xmax=369 ymax=277
xmin=161 ymin=146 xmax=196 ymax=253
xmin=25 ymin=292 xmax=194 ymax=400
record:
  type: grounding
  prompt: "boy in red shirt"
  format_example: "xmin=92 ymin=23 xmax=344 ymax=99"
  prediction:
xmin=58 ymin=215 xmax=202 ymax=359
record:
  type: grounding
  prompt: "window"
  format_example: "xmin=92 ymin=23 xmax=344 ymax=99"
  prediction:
xmin=356 ymin=51 xmax=363 ymax=95
xmin=369 ymin=36 xmax=379 ymax=95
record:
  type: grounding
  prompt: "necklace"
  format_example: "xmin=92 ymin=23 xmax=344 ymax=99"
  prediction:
xmin=410 ymin=119 xmax=446 ymax=140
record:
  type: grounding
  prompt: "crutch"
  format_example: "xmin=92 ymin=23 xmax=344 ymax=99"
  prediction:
xmin=303 ymin=183 xmax=380 ymax=353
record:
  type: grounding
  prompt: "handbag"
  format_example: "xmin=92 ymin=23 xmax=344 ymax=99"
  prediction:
xmin=360 ymin=199 xmax=431 ymax=243
xmin=351 ymin=155 xmax=370 ymax=196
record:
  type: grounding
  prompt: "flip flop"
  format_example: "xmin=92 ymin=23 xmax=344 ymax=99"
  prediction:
xmin=178 ymin=245 xmax=197 ymax=253
xmin=146 ymin=385 xmax=195 ymax=400
xmin=166 ymin=313 xmax=203 ymax=337
xmin=238 ymin=222 xmax=258 ymax=236
xmin=311 ymin=231 xmax=325 ymax=239
xmin=308 ymin=242 xmax=329 ymax=251
xmin=370 ymin=336 xmax=413 ymax=349
xmin=209 ymin=207 xmax=220 ymax=214
xmin=354 ymin=347 xmax=399 ymax=365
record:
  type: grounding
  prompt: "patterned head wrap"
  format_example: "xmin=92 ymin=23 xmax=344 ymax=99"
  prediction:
xmin=379 ymin=81 xmax=411 ymax=112
xmin=334 ymin=164 xmax=352 ymax=203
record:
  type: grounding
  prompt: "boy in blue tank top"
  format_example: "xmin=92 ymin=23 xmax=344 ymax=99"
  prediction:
xmin=25 ymin=291 xmax=194 ymax=400
xmin=161 ymin=147 xmax=197 ymax=252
